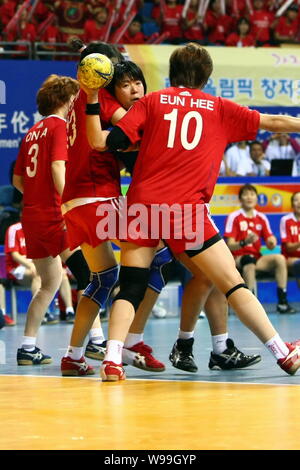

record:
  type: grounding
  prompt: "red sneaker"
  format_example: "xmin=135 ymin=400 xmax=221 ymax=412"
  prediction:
xmin=277 ymin=343 xmax=300 ymax=375
xmin=122 ymin=342 xmax=165 ymax=372
xmin=4 ymin=314 xmax=15 ymax=326
xmin=100 ymin=361 xmax=126 ymax=382
xmin=61 ymin=356 xmax=95 ymax=376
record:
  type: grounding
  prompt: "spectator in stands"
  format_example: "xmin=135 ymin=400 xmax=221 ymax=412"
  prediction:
xmin=34 ymin=0 xmax=52 ymax=23
xmin=182 ymin=0 xmax=205 ymax=43
xmin=274 ymin=4 xmax=300 ymax=45
xmin=120 ymin=15 xmax=146 ymax=44
xmin=225 ymin=184 xmax=296 ymax=314
xmin=0 ymin=0 xmax=17 ymax=28
xmin=236 ymin=141 xmax=270 ymax=176
xmin=205 ymin=0 xmax=233 ymax=45
xmin=249 ymin=0 xmax=276 ymax=46
xmin=225 ymin=141 xmax=251 ymax=175
xmin=226 ymin=0 xmax=248 ymax=18
xmin=38 ymin=15 xmax=62 ymax=58
xmin=280 ymin=192 xmax=300 ymax=292
xmin=264 ymin=133 xmax=300 ymax=175
xmin=6 ymin=7 xmax=37 ymax=46
xmin=152 ymin=0 xmax=185 ymax=44
xmin=226 ymin=17 xmax=255 ymax=47
xmin=84 ymin=5 xmax=108 ymax=43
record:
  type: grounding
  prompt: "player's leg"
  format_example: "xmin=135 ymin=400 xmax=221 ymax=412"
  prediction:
xmin=256 ymin=254 xmax=296 ymax=314
xmin=17 ymin=256 xmax=63 ymax=365
xmin=101 ymin=242 xmax=156 ymax=381
xmin=0 ymin=283 xmax=7 ymax=328
xmin=59 ymin=269 xmax=76 ymax=322
xmin=236 ymin=255 xmax=257 ymax=293
xmin=183 ymin=238 xmax=300 ymax=376
xmin=287 ymin=257 xmax=300 ymax=290
xmin=61 ymin=241 xmax=118 ymax=376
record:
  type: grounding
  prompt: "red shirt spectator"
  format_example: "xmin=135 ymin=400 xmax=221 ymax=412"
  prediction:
xmin=84 ymin=6 xmax=108 ymax=43
xmin=274 ymin=5 xmax=299 ymax=43
xmin=40 ymin=23 xmax=61 ymax=46
xmin=250 ymin=0 xmax=275 ymax=43
xmin=5 ymin=222 xmax=27 ymax=277
xmin=227 ymin=0 xmax=248 ymax=17
xmin=182 ymin=2 xmax=205 ymax=42
xmin=280 ymin=213 xmax=300 ymax=259
xmin=226 ymin=17 xmax=255 ymax=46
xmin=205 ymin=0 xmax=233 ymax=44
xmin=120 ymin=17 xmax=146 ymax=44
xmin=153 ymin=0 xmax=184 ymax=41
xmin=0 ymin=0 xmax=16 ymax=27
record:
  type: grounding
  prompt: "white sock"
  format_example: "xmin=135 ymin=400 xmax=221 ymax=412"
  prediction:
xmin=66 ymin=307 xmax=74 ymax=314
xmin=21 ymin=336 xmax=37 ymax=352
xmin=65 ymin=345 xmax=83 ymax=360
xmin=89 ymin=327 xmax=105 ymax=345
xmin=178 ymin=329 xmax=194 ymax=340
xmin=104 ymin=340 xmax=123 ymax=364
xmin=2 ymin=308 xmax=6 ymax=315
xmin=265 ymin=334 xmax=289 ymax=360
xmin=212 ymin=333 xmax=229 ymax=354
xmin=124 ymin=333 xmax=143 ymax=348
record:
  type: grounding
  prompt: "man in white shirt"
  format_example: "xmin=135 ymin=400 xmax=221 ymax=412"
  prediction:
xmin=236 ymin=141 xmax=270 ymax=176
xmin=224 ymin=141 xmax=250 ymax=175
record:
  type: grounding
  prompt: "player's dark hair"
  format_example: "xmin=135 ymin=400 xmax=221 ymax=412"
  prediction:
xmin=291 ymin=191 xmax=300 ymax=206
xmin=106 ymin=60 xmax=147 ymax=95
xmin=37 ymin=74 xmax=79 ymax=116
xmin=69 ymin=38 xmax=123 ymax=64
xmin=238 ymin=184 xmax=258 ymax=199
xmin=169 ymin=43 xmax=213 ymax=89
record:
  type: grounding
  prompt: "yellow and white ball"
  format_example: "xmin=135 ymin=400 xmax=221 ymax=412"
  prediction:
xmin=77 ymin=53 xmax=114 ymax=89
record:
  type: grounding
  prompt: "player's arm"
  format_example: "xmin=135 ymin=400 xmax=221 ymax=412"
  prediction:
xmin=12 ymin=174 xmax=24 ymax=194
xmin=11 ymin=252 xmax=33 ymax=270
xmin=226 ymin=237 xmax=243 ymax=251
xmin=51 ymin=160 xmax=66 ymax=196
xmin=259 ymin=114 xmax=300 ymax=133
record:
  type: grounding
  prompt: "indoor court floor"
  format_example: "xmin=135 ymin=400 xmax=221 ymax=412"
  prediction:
xmin=1 ymin=311 xmax=300 ymax=450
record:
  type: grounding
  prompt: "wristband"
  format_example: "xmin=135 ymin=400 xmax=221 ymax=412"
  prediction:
xmin=239 ymin=240 xmax=247 ymax=248
xmin=85 ymin=103 xmax=100 ymax=115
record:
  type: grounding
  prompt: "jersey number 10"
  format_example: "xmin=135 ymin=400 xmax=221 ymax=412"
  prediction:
xmin=164 ymin=109 xmax=203 ymax=150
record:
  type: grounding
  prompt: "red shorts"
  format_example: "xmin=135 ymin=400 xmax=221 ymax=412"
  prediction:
xmin=22 ymin=218 xmax=69 ymax=259
xmin=64 ymin=200 xmax=120 ymax=250
xmin=125 ymin=203 xmax=219 ymax=255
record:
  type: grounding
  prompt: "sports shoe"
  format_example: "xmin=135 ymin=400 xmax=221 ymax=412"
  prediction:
xmin=66 ymin=311 xmax=75 ymax=323
xmin=277 ymin=303 xmax=297 ymax=314
xmin=169 ymin=338 xmax=198 ymax=373
xmin=122 ymin=342 xmax=165 ymax=372
xmin=41 ymin=312 xmax=59 ymax=325
xmin=17 ymin=347 xmax=52 ymax=365
xmin=85 ymin=340 xmax=106 ymax=361
xmin=100 ymin=360 xmax=126 ymax=381
xmin=4 ymin=314 xmax=15 ymax=326
xmin=61 ymin=356 xmax=95 ymax=376
xmin=208 ymin=338 xmax=261 ymax=370
xmin=278 ymin=343 xmax=300 ymax=375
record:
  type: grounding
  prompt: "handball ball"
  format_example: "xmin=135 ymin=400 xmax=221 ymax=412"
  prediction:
xmin=77 ymin=53 xmax=114 ymax=89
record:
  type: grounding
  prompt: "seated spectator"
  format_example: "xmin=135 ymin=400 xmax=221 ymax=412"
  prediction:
xmin=6 ymin=7 xmax=37 ymax=50
xmin=236 ymin=141 xmax=270 ymax=176
xmin=225 ymin=141 xmax=251 ymax=175
xmin=249 ymin=0 xmax=275 ymax=46
xmin=280 ymin=191 xmax=300 ymax=294
xmin=182 ymin=0 xmax=205 ymax=43
xmin=265 ymin=133 xmax=300 ymax=175
xmin=34 ymin=0 xmax=52 ymax=23
xmin=152 ymin=0 xmax=184 ymax=44
xmin=226 ymin=0 xmax=248 ymax=18
xmin=39 ymin=15 xmax=62 ymax=54
xmin=226 ymin=17 xmax=255 ymax=47
xmin=0 ymin=0 xmax=17 ymax=28
xmin=205 ymin=0 xmax=233 ymax=45
xmin=84 ymin=5 xmax=108 ymax=43
xmin=224 ymin=183 xmax=295 ymax=314
xmin=120 ymin=15 xmax=146 ymax=44
xmin=274 ymin=4 xmax=300 ymax=44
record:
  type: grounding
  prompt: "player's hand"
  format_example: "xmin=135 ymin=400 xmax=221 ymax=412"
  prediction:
xmin=245 ymin=230 xmax=258 ymax=244
xmin=266 ymin=236 xmax=277 ymax=250
xmin=77 ymin=77 xmax=99 ymax=101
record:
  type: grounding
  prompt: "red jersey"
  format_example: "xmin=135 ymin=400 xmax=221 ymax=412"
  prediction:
xmin=62 ymin=88 xmax=121 ymax=205
xmin=161 ymin=5 xmax=183 ymax=39
xmin=0 ymin=1 xmax=16 ymax=26
xmin=250 ymin=10 xmax=275 ymax=42
xmin=275 ymin=16 xmax=299 ymax=39
xmin=280 ymin=213 xmax=300 ymax=258
xmin=225 ymin=32 xmax=255 ymax=47
xmin=14 ymin=115 xmax=67 ymax=222
xmin=40 ymin=25 xmax=61 ymax=44
xmin=84 ymin=19 xmax=106 ymax=42
xmin=116 ymin=87 xmax=259 ymax=206
xmin=205 ymin=11 xmax=233 ymax=44
xmin=224 ymin=209 xmax=273 ymax=258
xmin=5 ymin=222 xmax=27 ymax=273
xmin=184 ymin=10 xmax=205 ymax=41
xmin=121 ymin=30 xmax=146 ymax=44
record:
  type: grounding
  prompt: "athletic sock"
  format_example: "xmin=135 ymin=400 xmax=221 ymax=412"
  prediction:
xmin=178 ymin=329 xmax=194 ymax=340
xmin=65 ymin=345 xmax=83 ymax=360
xmin=89 ymin=327 xmax=105 ymax=345
xmin=66 ymin=307 xmax=74 ymax=315
xmin=212 ymin=332 xmax=229 ymax=354
xmin=21 ymin=336 xmax=36 ymax=352
xmin=124 ymin=333 xmax=143 ymax=348
xmin=265 ymin=334 xmax=289 ymax=360
xmin=104 ymin=340 xmax=123 ymax=364
xmin=277 ymin=287 xmax=287 ymax=304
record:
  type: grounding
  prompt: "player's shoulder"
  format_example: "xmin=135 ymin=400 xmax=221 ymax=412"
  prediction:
xmin=227 ymin=208 xmax=244 ymax=220
xmin=8 ymin=222 xmax=22 ymax=233
xmin=255 ymin=210 xmax=269 ymax=221
xmin=280 ymin=212 xmax=295 ymax=223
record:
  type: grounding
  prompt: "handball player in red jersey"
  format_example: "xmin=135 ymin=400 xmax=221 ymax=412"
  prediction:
xmin=13 ymin=74 xmax=90 ymax=366
xmin=84 ymin=43 xmax=300 ymax=380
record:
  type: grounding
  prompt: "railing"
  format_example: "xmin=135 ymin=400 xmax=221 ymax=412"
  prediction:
xmin=0 ymin=41 xmax=32 ymax=59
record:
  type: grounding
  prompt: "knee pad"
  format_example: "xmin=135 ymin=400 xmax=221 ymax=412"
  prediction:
xmin=148 ymin=246 xmax=173 ymax=293
xmin=65 ymin=250 xmax=90 ymax=290
xmin=293 ymin=259 xmax=300 ymax=278
xmin=114 ymin=266 xmax=149 ymax=312
xmin=240 ymin=255 xmax=257 ymax=269
xmin=225 ymin=283 xmax=248 ymax=299
xmin=83 ymin=265 xmax=119 ymax=308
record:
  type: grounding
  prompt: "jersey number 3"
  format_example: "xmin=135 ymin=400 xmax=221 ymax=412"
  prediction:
xmin=26 ymin=143 xmax=39 ymax=178
xmin=164 ymin=109 xmax=203 ymax=150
